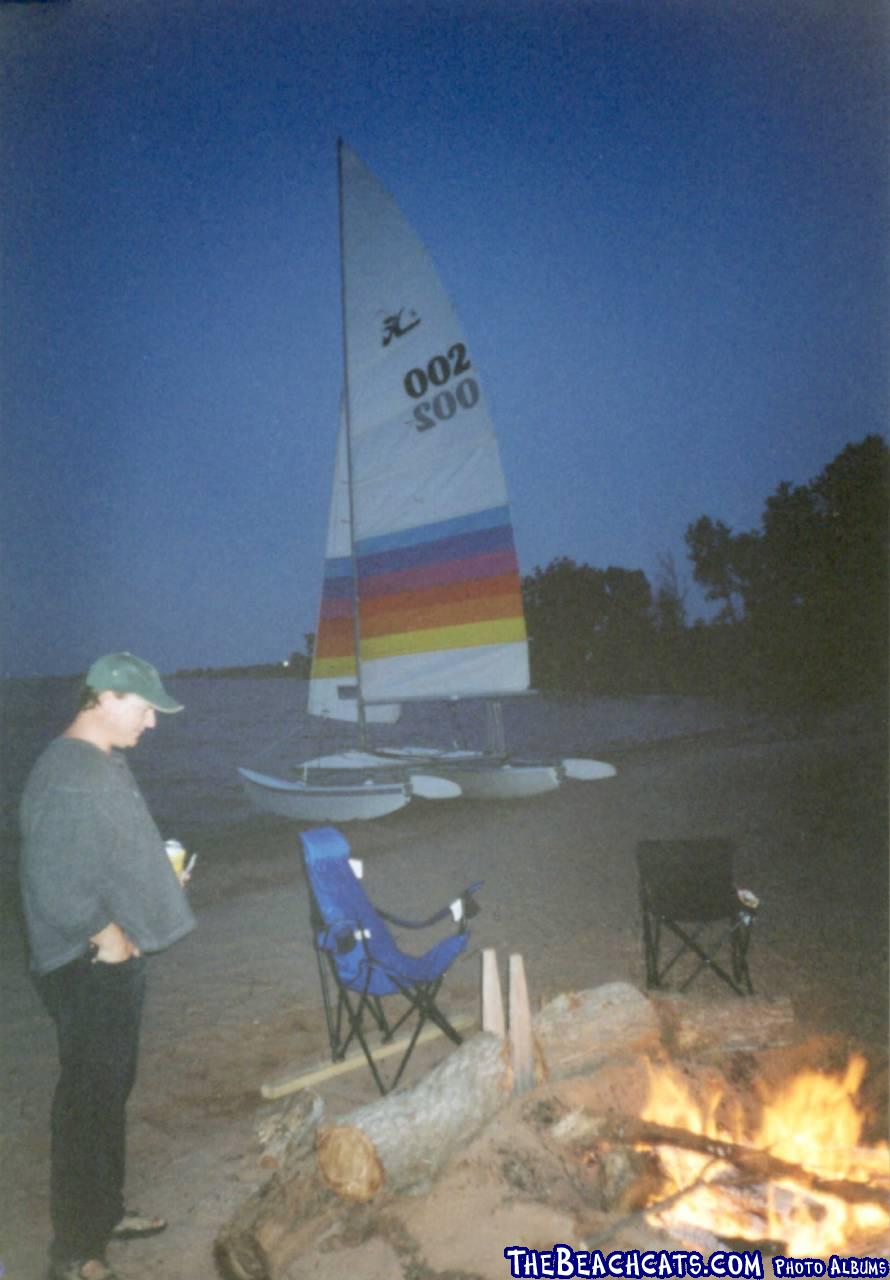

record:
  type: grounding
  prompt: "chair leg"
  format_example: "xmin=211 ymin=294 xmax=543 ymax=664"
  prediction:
xmin=410 ymin=979 xmax=465 ymax=1046
xmin=731 ymin=920 xmax=755 ymax=994
xmin=641 ymin=909 xmax=661 ymax=988
xmin=664 ymin=920 xmax=751 ymax=997
xmin=385 ymin=1004 xmax=432 ymax=1093
xmin=319 ymin=957 xmax=384 ymax=1064
xmin=346 ymin=999 xmax=390 ymax=1095
xmin=368 ymin=995 xmax=394 ymax=1039
xmin=316 ymin=969 xmax=465 ymax=1096
xmin=382 ymin=979 xmax=464 ymax=1093
xmin=324 ymin=982 xmax=393 ymax=1093
xmin=316 ymin=950 xmax=348 ymax=1059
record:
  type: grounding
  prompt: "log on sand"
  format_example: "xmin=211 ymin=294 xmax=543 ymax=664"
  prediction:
xmin=316 ymin=1031 xmax=510 ymax=1199
xmin=315 ymin=983 xmax=658 ymax=1200
xmin=535 ymin=983 xmax=660 ymax=1082
xmin=216 ymin=1033 xmax=509 ymax=1280
xmin=216 ymin=983 xmax=657 ymax=1280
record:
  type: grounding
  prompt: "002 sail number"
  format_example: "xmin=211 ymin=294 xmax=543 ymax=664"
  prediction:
xmin=403 ymin=344 xmax=480 ymax=432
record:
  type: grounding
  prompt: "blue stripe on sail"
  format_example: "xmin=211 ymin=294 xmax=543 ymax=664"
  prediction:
xmin=357 ymin=522 xmax=514 ymax=579
xmin=323 ymin=554 xmax=353 ymax=579
xmin=319 ymin=554 xmax=354 ymax=600
xmin=320 ymin=574 xmax=354 ymax=600
xmin=355 ymin=505 xmax=512 ymax=559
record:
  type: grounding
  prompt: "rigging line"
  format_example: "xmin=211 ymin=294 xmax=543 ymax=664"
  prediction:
xmin=337 ymin=139 xmax=368 ymax=750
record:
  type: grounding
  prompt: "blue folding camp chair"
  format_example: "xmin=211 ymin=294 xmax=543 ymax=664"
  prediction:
xmin=300 ymin=825 xmax=482 ymax=1094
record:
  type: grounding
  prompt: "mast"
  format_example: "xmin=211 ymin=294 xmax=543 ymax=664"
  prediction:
xmin=337 ymin=138 xmax=368 ymax=748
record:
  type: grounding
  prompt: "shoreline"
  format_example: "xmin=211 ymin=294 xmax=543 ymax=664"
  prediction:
xmin=3 ymin=696 xmax=880 ymax=876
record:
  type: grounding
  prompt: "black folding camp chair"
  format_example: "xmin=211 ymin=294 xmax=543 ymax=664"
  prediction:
xmin=300 ymin=825 xmax=481 ymax=1094
xmin=636 ymin=838 xmax=758 ymax=997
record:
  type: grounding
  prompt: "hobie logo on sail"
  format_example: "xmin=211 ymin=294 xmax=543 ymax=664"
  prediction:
xmin=382 ymin=307 xmax=421 ymax=346
xmin=403 ymin=344 xmax=481 ymax=433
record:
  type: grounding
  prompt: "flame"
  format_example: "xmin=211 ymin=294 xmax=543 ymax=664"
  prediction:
xmin=639 ymin=1055 xmax=890 ymax=1256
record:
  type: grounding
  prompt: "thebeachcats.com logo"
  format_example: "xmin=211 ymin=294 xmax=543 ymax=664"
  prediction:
xmin=503 ymin=1245 xmax=764 ymax=1278
xmin=503 ymin=1246 xmax=890 ymax=1279
xmin=773 ymin=1263 xmax=889 ymax=1278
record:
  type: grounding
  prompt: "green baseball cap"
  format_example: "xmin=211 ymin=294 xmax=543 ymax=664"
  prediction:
xmin=85 ymin=652 xmax=184 ymax=713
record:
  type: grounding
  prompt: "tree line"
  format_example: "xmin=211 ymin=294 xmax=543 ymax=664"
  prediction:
xmin=286 ymin=435 xmax=886 ymax=709
xmin=522 ymin=435 xmax=888 ymax=708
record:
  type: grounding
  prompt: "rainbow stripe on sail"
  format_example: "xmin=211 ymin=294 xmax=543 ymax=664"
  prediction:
xmin=312 ymin=505 xmax=526 ymax=680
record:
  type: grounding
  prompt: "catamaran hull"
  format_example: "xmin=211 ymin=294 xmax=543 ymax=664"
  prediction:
xmin=375 ymin=750 xmax=560 ymax=800
xmin=444 ymin=762 xmax=561 ymax=800
xmin=376 ymin=749 xmax=616 ymax=800
xmin=238 ymin=766 xmax=411 ymax=822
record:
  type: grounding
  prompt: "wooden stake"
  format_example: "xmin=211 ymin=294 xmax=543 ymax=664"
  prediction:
xmin=508 ymin=953 xmax=535 ymax=1094
xmin=482 ymin=948 xmax=506 ymax=1038
xmin=260 ymin=1013 xmax=474 ymax=1100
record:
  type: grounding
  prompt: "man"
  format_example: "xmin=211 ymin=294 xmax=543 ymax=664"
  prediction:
xmin=19 ymin=652 xmax=196 ymax=1280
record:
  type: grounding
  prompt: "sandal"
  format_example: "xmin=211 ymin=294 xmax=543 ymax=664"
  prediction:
xmin=110 ymin=1210 xmax=168 ymax=1239
xmin=49 ymin=1260 xmax=126 ymax=1280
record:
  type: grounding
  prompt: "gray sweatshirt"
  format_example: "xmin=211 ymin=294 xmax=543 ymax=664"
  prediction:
xmin=19 ymin=737 xmax=196 ymax=974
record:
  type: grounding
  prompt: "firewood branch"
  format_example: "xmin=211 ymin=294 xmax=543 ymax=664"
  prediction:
xmin=596 ymin=1117 xmax=889 ymax=1209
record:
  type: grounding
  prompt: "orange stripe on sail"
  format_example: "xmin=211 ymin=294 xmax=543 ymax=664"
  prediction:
xmin=314 ymin=615 xmax=355 ymax=659
xmin=359 ymin=571 xmax=522 ymax=620
xmin=359 ymin=589 xmax=523 ymax=640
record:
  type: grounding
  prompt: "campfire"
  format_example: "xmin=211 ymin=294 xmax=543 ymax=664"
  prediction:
xmin=218 ymin=985 xmax=889 ymax=1280
xmin=633 ymin=1054 xmax=890 ymax=1256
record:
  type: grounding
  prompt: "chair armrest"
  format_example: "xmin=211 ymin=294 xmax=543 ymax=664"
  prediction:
xmin=377 ymin=881 xmax=483 ymax=931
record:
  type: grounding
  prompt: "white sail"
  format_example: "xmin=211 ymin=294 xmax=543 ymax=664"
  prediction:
xmin=308 ymin=405 xmax=400 ymax=724
xmin=338 ymin=141 xmax=530 ymax=705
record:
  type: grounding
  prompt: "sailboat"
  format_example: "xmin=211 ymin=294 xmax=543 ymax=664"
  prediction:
xmin=238 ymin=409 xmax=462 ymax=821
xmin=239 ymin=140 xmax=615 ymax=819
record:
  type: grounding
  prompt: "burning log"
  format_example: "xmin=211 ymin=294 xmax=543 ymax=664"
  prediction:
xmin=652 ymin=993 xmax=798 ymax=1057
xmin=595 ymin=1116 xmax=890 ymax=1209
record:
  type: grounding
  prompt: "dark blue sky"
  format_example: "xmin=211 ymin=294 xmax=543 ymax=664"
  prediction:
xmin=2 ymin=0 xmax=887 ymax=677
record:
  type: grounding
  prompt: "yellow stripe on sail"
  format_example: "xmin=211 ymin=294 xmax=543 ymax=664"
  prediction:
xmin=361 ymin=615 xmax=527 ymax=661
xmin=311 ymin=655 xmax=357 ymax=679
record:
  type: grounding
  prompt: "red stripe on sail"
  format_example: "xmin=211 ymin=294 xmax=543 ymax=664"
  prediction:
xmin=358 ymin=548 xmax=519 ymax=600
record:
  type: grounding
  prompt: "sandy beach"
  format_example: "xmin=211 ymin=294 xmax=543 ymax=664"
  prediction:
xmin=1 ymin=704 xmax=886 ymax=1280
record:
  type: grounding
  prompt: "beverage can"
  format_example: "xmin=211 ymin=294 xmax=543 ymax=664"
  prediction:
xmin=164 ymin=839 xmax=187 ymax=877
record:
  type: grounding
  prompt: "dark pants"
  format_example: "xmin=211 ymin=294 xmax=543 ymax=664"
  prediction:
xmin=38 ymin=953 xmax=147 ymax=1265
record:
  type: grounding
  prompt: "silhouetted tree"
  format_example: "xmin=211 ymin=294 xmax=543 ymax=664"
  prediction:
xmin=685 ymin=435 xmax=889 ymax=705
xmin=596 ymin=567 xmax=654 ymax=691
xmin=650 ymin=554 xmax=695 ymax=693
xmin=522 ymin=557 xmax=607 ymax=690
xmin=684 ymin=517 xmax=761 ymax=623
xmin=522 ymin=558 xmax=655 ymax=693
xmin=653 ymin=553 xmax=688 ymax=634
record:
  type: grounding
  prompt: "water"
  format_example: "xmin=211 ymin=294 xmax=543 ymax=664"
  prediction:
xmin=1 ymin=676 xmax=757 ymax=859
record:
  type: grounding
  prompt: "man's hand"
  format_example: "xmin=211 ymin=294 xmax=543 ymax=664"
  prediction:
xmin=89 ymin=922 xmax=141 ymax=963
